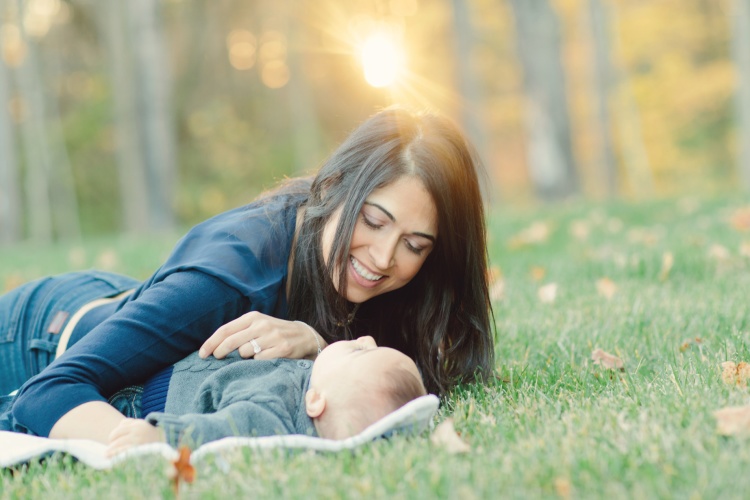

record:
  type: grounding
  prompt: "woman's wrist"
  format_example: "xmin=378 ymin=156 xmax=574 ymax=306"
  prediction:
xmin=295 ymin=321 xmax=323 ymax=359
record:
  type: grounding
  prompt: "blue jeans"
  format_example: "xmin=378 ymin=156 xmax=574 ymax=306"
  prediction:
xmin=0 ymin=270 xmax=139 ymax=395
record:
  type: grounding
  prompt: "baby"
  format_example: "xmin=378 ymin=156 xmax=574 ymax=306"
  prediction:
xmin=105 ymin=336 xmax=427 ymax=455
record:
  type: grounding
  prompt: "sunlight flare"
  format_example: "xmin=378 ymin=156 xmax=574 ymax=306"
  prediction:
xmin=360 ymin=32 xmax=405 ymax=87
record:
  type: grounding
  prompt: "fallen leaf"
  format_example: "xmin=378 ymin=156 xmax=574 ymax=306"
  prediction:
xmin=488 ymin=266 xmax=505 ymax=302
xmin=591 ymin=348 xmax=624 ymax=371
xmin=509 ymin=221 xmax=550 ymax=248
xmin=569 ymin=220 xmax=589 ymax=241
xmin=168 ymin=446 xmax=195 ymax=497
xmin=679 ymin=337 xmax=702 ymax=352
xmin=3 ymin=273 xmax=24 ymax=293
xmin=730 ymin=206 xmax=750 ymax=232
xmin=431 ymin=418 xmax=471 ymax=454
xmin=530 ymin=266 xmax=546 ymax=282
xmin=596 ymin=278 xmax=617 ymax=300
xmin=708 ymin=244 xmax=730 ymax=261
xmin=659 ymin=252 xmax=674 ymax=281
xmin=95 ymin=249 xmax=120 ymax=271
xmin=720 ymin=361 xmax=750 ymax=387
xmin=537 ymin=283 xmax=558 ymax=304
xmin=554 ymin=476 xmax=572 ymax=500
xmin=714 ymin=405 xmax=750 ymax=436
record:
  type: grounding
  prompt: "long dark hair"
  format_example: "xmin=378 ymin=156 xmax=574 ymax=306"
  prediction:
xmin=284 ymin=107 xmax=495 ymax=395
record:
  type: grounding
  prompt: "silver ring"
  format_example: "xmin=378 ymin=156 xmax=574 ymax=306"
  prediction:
xmin=250 ymin=338 xmax=262 ymax=355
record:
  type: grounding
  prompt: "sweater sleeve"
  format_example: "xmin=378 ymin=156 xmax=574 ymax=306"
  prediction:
xmin=11 ymin=271 xmax=250 ymax=437
xmin=146 ymin=399 xmax=295 ymax=448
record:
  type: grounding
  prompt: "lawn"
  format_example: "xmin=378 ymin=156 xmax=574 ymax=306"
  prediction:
xmin=2 ymin=196 xmax=750 ymax=499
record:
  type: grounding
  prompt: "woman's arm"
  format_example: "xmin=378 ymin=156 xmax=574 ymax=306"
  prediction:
xmin=12 ymin=271 xmax=250 ymax=437
xmin=49 ymin=401 xmax=126 ymax=443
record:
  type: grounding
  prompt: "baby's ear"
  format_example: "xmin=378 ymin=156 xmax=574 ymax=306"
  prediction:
xmin=305 ymin=388 xmax=326 ymax=418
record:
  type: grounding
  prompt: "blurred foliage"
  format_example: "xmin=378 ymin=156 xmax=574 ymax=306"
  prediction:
xmin=0 ymin=0 xmax=744 ymax=236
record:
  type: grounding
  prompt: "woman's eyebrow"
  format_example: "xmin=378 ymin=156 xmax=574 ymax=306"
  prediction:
xmin=363 ymin=202 xmax=436 ymax=242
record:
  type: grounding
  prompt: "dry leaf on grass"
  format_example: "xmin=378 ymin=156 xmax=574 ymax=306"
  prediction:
xmin=596 ymin=278 xmax=617 ymax=300
xmin=591 ymin=348 xmax=624 ymax=371
xmin=488 ymin=266 xmax=505 ymax=302
xmin=569 ymin=220 xmax=589 ymax=241
xmin=168 ymin=446 xmax=196 ymax=497
xmin=708 ymin=244 xmax=730 ymax=261
xmin=431 ymin=418 xmax=471 ymax=454
xmin=538 ymin=283 xmax=558 ymax=304
xmin=659 ymin=252 xmax=674 ymax=281
xmin=679 ymin=337 xmax=703 ymax=352
xmin=530 ymin=266 xmax=546 ymax=282
xmin=714 ymin=406 xmax=750 ymax=436
xmin=730 ymin=206 xmax=750 ymax=232
xmin=508 ymin=221 xmax=551 ymax=248
xmin=720 ymin=361 xmax=750 ymax=387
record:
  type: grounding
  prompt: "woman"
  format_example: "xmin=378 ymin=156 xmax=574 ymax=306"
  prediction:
xmin=0 ymin=107 xmax=494 ymax=443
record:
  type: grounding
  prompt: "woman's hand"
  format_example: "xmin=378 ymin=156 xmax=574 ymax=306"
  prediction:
xmin=106 ymin=418 xmax=166 ymax=457
xmin=199 ymin=312 xmax=327 ymax=360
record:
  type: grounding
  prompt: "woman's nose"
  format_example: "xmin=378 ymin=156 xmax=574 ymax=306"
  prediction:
xmin=369 ymin=237 xmax=397 ymax=270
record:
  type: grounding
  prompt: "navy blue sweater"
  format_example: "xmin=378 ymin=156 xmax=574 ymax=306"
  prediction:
xmin=12 ymin=195 xmax=301 ymax=437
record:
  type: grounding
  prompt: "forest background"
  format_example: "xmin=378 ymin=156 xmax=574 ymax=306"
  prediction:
xmin=0 ymin=0 xmax=748 ymax=243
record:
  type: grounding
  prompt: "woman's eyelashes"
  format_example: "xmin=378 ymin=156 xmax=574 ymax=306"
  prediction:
xmin=360 ymin=213 xmax=426 ymax=256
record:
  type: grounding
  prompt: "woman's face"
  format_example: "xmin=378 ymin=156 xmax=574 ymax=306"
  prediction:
xmin=321 ymin=176 xmax=438 ymax=304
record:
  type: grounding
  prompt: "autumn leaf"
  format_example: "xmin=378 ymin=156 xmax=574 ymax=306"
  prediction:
xmin=431 ymin=418 xmax=470 ymax=454
xmin=569 ymin=220 xmax=589 ymax=241
xmin=168 ymin=446 xmax=195 ymax=497
xmin=530 ymin=266 xmax=546 ymax=282
xmin=659 ymin=251 xmax=674 ymax=281
xmin=729 ymin=206 xmax=750 ymax=232
xmin=538 ymin=283 xmax=558 ymax=304
xmin=720 ymin=361 xmax=750 ymax=387
xmin=708 ymin=244 xmax=730 ymax=261
xmin=714 ymin=406 xmax=750 ymax=436
xmin=679 ymin=337 xmax=702 ymax=352
xmin=509 ymin=221 xmax=550 ymax=249
xmin=595 ymin=278 xmax=617 ymax=300
xmin=488 ymin=266 xmax=505 ymax=302
xmin=591 ymin=348 xmax=624 ymax=371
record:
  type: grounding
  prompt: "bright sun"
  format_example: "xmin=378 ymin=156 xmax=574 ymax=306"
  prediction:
xmin=360 ymin=32 xmax=405 ymax=88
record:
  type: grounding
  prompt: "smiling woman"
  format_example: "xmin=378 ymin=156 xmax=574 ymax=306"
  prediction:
xmin=0 ymin=107 xmax=494 ymax=445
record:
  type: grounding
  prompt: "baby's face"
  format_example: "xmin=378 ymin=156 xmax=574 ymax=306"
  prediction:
xmin=310 ymin=337 xmax=420 ymax=393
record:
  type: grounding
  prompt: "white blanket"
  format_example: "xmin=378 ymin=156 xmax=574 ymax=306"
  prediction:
xmin=0 ymin=394 xmax=439 ymax=469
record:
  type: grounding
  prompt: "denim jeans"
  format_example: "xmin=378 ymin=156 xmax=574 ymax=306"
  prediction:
xmin=0 ymin=270 xmax=139 ymax=395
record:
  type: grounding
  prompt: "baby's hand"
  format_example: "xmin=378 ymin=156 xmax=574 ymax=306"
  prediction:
xmin=106 ymin=418 xmax=166 ymax=457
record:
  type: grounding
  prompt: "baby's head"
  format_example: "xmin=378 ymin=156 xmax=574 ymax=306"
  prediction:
xmin=305 ymin=336 xmax=427 ymax=440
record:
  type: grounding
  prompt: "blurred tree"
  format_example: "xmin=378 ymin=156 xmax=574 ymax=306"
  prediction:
xmin=98 ymin=0 xmax=150 ymax=234
xmin=129 ymin=0 xmax=177 ymax=231
xmin=450 ymin=0 xmax=494 ymax=202
xmin=0 ymin=58 xmax=21 ymax=243
xmin=732 ymin=0 xmax=750 ymax=190
xmin=509 ymin=0 xmax=579 ymax=200
xmin=587 ymin=0 xmax=617 ymax=196
xmin=14 ymin=0 xmax=80 ymax=242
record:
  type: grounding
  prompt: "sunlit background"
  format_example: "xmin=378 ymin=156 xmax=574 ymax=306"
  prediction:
xmin=0 ymin=0 xmax=748 ymax=242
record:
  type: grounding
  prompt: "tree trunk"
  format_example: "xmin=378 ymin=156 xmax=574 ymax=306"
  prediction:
xmin=0 ymin=57 xmax=21 ymax=244
xmin=509 ymin=0 xmax=580 ymax=200
xmin=732 ymin=0 xmax=750 ymax=190
xmin=98 ymin=0 xmax=151 ymax=234
xmin=587 ymin=0 xmax=617 ymax=196
xmin=450 ymin=0 xmax=495 ymax=203
xmin=128 ymin=0 xmax=177 ymax=231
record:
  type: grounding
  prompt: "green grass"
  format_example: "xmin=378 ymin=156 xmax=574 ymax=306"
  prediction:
xmin=3 ymin=196 xmax=750 ymax=499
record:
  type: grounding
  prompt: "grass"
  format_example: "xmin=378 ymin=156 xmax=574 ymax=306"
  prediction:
xmin=3 ymin=195 xmax=750 ymax=499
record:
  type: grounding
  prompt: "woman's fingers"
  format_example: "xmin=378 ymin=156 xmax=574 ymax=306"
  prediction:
xmin=200 ymin=312 xmax=258 ymax=358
